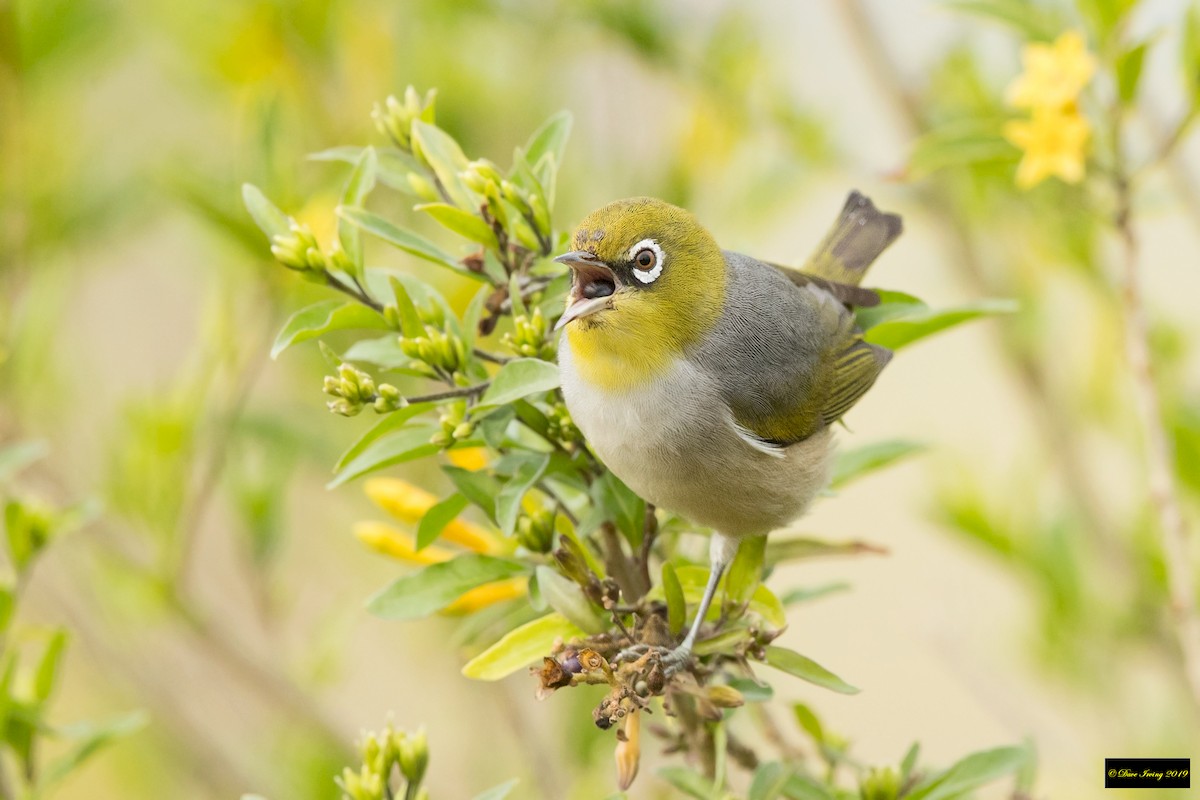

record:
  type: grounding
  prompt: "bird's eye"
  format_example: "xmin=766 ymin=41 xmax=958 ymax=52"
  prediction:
xmin=635 ymin=248 xmax=656 ymax=269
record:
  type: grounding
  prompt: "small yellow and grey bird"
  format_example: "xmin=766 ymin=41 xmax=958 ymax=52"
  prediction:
xmin=554 ymin=192 xmax=902 ymax=669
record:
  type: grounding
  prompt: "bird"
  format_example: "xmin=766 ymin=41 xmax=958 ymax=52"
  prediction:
xmin=553 ymin=192 xmax=902 ymax=670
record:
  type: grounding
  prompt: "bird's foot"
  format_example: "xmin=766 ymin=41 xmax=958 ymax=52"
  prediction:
xmin=613 ymin=643 xmax=694 ymax=676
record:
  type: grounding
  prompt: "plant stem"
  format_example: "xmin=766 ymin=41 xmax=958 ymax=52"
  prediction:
xmin=326 ymin=271 xmax=384 ymax=313
xmin=1112 ymin=170 xmax=1200 ymax=708
xmin=472 ymin=347 xmax=513 ymax=365
xmin=402 ymin=382 xmax=490 ymax=404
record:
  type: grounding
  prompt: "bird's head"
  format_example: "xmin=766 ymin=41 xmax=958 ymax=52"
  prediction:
xmin=554 ymin=197 xmax=726 ymax=389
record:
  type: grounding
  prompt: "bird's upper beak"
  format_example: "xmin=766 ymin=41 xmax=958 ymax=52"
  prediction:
xmin=554 ymin=250 xmax=619 ymax=330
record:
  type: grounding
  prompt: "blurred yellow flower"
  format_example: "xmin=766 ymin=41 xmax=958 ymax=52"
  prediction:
xmin=364 ymin=477 xmax=500 ymax=554
xmin=1007 ymin=31 xmax=1096 ymax=110
xmin=1004 ymin=105 xmax=1091 ymax=188
xmin=357 ymin=478 xmax=524 ymax=614
xmin=446 ymin=447 xmax=489 ymax=472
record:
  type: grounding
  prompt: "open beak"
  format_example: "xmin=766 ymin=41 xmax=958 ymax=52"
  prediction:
xmin=554 ymin=250 xmax=619 ymax=330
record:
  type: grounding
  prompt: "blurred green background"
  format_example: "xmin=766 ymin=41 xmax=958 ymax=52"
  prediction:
xmin=2 ymin=0 xmax=1199 ymax=797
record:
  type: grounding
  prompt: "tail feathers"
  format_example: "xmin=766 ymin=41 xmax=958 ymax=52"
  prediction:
xmin=804 ymin=191 xmax=902 ymax=287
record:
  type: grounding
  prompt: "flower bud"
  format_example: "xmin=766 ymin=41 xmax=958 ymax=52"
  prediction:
xmin=406 ymin=172 xmax=440 ymax=202
xmin=397 ymin=728 xmax=428 ymax=785
xmin=706 ymin=685 xmax=745 ymax=709
xmin=860 ymin=767 xmax=901 ymax=800
xmin=615 ymin=710 xmax=641 ymax=790
xmin=528 ymin=192 xmax=551 ymax=238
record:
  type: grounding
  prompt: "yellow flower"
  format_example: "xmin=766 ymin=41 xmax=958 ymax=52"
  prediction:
xmin=445 ymin=447 xmax=489 ymax=472
xmin=1006 ymin=31 xmax=1096 ymax=110
xmin=364 ymin=477 xmax=500 ymax=554
xmin=1004 ymin=105 xmax=1091 ymax=188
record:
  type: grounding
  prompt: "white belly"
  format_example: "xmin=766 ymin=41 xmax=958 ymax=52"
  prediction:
xmin=558 ymin=344 xmax=831 ymax=537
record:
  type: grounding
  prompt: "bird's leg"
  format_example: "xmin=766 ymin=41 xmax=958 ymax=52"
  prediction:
xmin=615 ymin=534 xmax=740 ymax=675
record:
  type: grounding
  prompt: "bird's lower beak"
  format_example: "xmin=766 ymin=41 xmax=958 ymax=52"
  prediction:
xmin=554 ymin=250 xmax=619 ymax=331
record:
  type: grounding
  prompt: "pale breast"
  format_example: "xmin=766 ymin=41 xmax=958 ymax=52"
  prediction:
xmin=558 ymin=342 xmax=832 ymax=537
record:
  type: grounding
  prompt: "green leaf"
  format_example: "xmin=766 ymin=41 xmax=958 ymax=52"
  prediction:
xmin=342 ymin=335 xmax=409 ymax=368
xmin=792 ymin=702 xmax=826 ymax=744
xmin=589 ymin=471 xmax=646 ymax=547
xmin=761 ymin=645 xmax=859 ymax=694
xmin=337 ymin=147 xmax=378 ymax=274
xmin=749 ymin=762 xmax=795 ymax=800
xmin=34 ymin=629 xmax=68 ymax=703
xmin=333 ymin=402 xmax=436 ymax=472
xmin=906 ymin=745 xmax=1031 ymax=800
xmin=416 ymin=493 xmax=470 ymax=551
xmin=495 ymin=454 xmax=550 ymax=536
xmin=534 ymin=566 xmax=606 ymax=633
xmin=473 ymin=358 xmax=561 ymax=413
xmin=0 ymin=440 xmax=49 ymax=484
xmin=727 ymin=676 xmax=773 ymax=702
xmin=241 ymin=183 xmax=290 ymax=239
xmin=411 ymin=120 xmax=475 ymax=208
xmin=658 ymin=767 xmax=718 ymax=799
xmin=1116 ymin=41 xmax=1149 ymax=106
xmin=443 ymin=466 xmax=502 ymax=523
xmin=780 ymin=582 xmax=850 ymax=606
xmin=523 ymin=111 xmax=573 ymax=179
xmin=863 ymin=299 xmax=1017 ymax=351
xmin=765 ymin=537 xmax=886 ymax=567
xmin=901 ymin=742 xmax=922 ymax=781
xmin=471 ymin=779 xmax=519 ymax=800
xmin=417 ymin=203 xmax=499 ymax=249
xmin=907 ymin=119 xmax=1016 ymax=179
xmin=831 ymin=440 xmax=926 ymax=488
xmin=367 ymin=554 xmax=527 ymax=620
xmin=725 ymin=534 xmax=765 ymax=604
xmin=781 ymin=774 xmax=837 ymax=800
xmin=940 ymin=0 xmax=1061 ymax=40
xmin=662 ymin=562 xmax=685 ymax=636
xmin=40 ymin=712 xmax=148 ymax=789
xmin=388 ymin=276 xmax=425 ymax=338
xmin=271 ymin=300 xmax=388 ymax=359
xmin=651 ymin=566 xmax=786 ymax=628
xmin=855 ymin=290 xmax=925 ymax=330
xmin=461 ymin=612 xmax=585 ymax=681
xmin=328 ymin=425 xmax=441 ymax=487
xmin=338 ymin=206 xmax=483 ymax=279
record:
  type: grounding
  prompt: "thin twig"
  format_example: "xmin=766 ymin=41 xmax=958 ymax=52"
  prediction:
xmin=1112 ymin=169 xmax=1200 ymax=708
xmin=473 ymin=347 xmax=513 ymax=365
xmin=326 ymin=271 xmax=384 ymax=313
xmin=401 ymin=382 xmax=490 ymax=405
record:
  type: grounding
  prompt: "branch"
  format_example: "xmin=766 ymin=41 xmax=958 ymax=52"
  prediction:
xmin=403 ymin=382 xmax=489 ymax=404
xmin=325 ymin=271 xmax=384 ymax=313
xmin=1112 ymin=170 xmax=1200 ymax=708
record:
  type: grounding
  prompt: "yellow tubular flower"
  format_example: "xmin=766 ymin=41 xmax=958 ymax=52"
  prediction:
xmin=442 ymin=578 xmax=528 ymax=615
xmin=1006 ymin=31 xmax=1097 ymax=110
xmin=364 ymin=477 xmax=500 ymax=554
xmin=354 ymin=521 xmax=454 ymax=565
xmin=1004 ymin=105 xmax=1091 ymax=188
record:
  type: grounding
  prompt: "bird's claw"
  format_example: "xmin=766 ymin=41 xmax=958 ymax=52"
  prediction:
xmin=613 ymin=643 xmax=694 ymax=676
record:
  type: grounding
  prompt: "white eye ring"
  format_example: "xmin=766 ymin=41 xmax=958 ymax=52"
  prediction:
xmin=629 ymin=238 xmax=664 ymax=284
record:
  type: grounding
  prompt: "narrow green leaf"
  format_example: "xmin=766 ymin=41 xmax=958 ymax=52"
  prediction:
xmin=337 ymin=147 xmax=378 ymax=273
xmin=462 ymin=284 xmax=489 ymax=348
xmin=333 ymin=402 xmax=436 ymax=472
xmin=855 ymin=290 xmax=925 ymax=330
xmin=241 ymin=183 xmax=290 ymax=239
xmin=495 ymin=454 xmax=550 ymax=536
xmin=416 ymin=494 xmax=471 ymax=551
xmin=523 ymin=111 xmax=573 ymax=178
xmin=534 ymin=566 xmax=606 ymax=633
xmin=271 ymin=300 xmax=388 ymax=359
xmin=906 ymin=745 xmax=1030 ymax=800
xmin=417 ymin=203 xmax=499 ymax=249
xmin=765 ymin=537 xmax=886 ymax=567
xmin=726 ymin=535 xmax=766 ymax=605
xmin=411 ymin=120 xmax=475 ymax=208
xmin=461 ymin=612 xmax=585 ymax=681
xmin=662 ymin=562 xmax=685 ymax=636
xmin=906 ymin=118 xmax=1016 ymax=179
xmin=41 ymin=712 xmax=148 ymax=789
xmin=901 ymin=742 xmax=921 ymax=782
xmin=831 ymin=440 xmax=926 ymax=488
xmin=781 ymin=773 xmax=837 ymax=800
xmin=367 ymin=554 xmax=527 ymax=620
xmin=34 ymin=630 xmax=68 ymax=703
xmin=780 ymin=582 xmax=850 ymax=606
xmin=473 ymin=358 xmax=561 ymax=412
xmin=727 ymin=676 xmax=773 ymax=702
xmin=749 ymin=762 xmax=795 ymax=800
xmin=338 ymin=206 xmax=483 ymax=279
xmin=471 ymin=778 xmax=519 ymax=800
xmin=864 ymin=299 xmax=1017 ymax=351
xmin=388 ymin=276 xmax=425 ymax=338
xmin=1116 ymin=41 xmax=1149 ymax=106
xmin=658 ymin=767 xmax=717 ymax=799
xmin=0 ymin=441 xmax=49 ymax=484
xmin=328 ymin=425 xmax=441 ymax=487
xmin=341 ymin=335 xmax=409 ymax=368
xmin=443 ymin=466 xmax=501 ymax=523
xmin=792 ymin=702 xmax=826 ymax=744
xmin=762 ymin=645 xmax=859 ymax=694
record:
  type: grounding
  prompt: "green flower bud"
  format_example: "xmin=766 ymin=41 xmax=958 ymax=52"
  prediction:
xmin=430 ymin=431 xmax=451 ymax=447
xmin=397 ymin=728 xmax=428 ymax=785
xmin=528 ymin=193 xmax=551 ymax=238
xmin=323 ymin=375 xmax=341 ymax=395
xmin=452 ymin=421 xmax=474 ymax=440
xmin=406 ymin=172 xmax=440 ymax=202
xmin=500 ymin=179 xmax=523 ymax=207
xmin=511 ymin=217 xmax=542 ymax=251
xmin=860 ymin=767 xmax=901 ymax=800
xmin=329 ymin=238 xmax=359 ymax=278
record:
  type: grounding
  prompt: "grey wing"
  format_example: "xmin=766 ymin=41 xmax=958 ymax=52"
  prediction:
xmin=689 ymin=251 xmax=890 ymax=445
